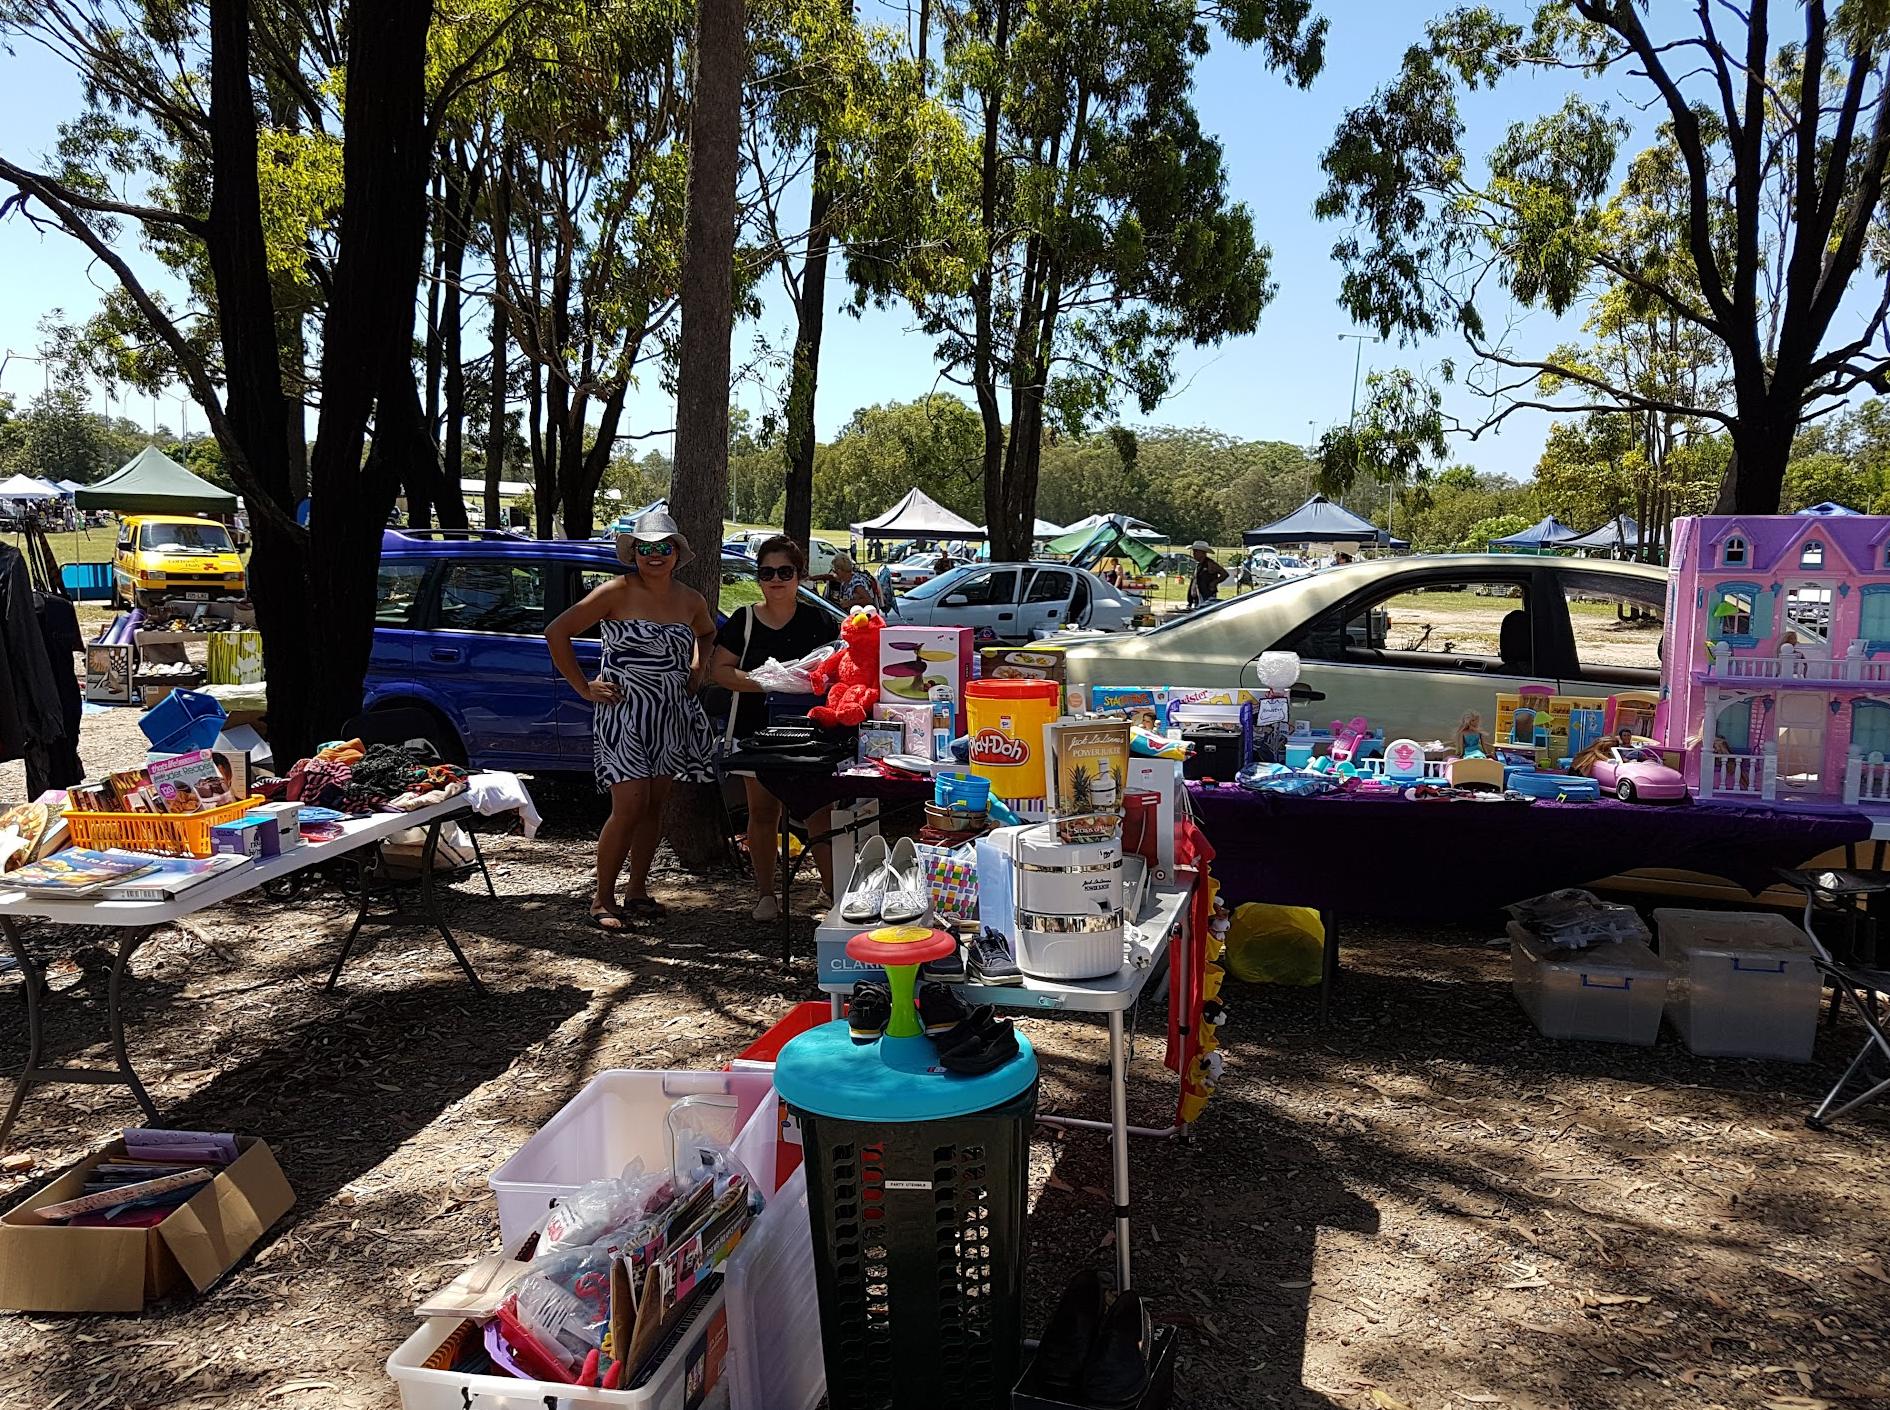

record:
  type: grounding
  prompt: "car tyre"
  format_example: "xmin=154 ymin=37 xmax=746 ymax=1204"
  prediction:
xmin=1616 ymin=779 xmax=1636 ymax=802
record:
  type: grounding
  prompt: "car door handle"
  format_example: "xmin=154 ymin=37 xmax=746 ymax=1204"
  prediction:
xmin=1454 ymin=659 xmax=1487 ymax=672
xmin=997 ymin=612 xmax=1013 ymax=620
xmin=430 ymin=646 xmax=463 ymax=664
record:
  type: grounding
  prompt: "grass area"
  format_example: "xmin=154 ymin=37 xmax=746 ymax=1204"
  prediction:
xmin=8 ymin=525 xmax=119 ymax=565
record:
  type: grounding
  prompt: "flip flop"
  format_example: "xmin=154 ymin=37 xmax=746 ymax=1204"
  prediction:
xmin=588 ymin=905 xmax=627 ymax=932
xmin=623 ymin=897 xmax=668 ymax=920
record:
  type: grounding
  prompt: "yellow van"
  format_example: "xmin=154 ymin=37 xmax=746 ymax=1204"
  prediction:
xmin=112 ymin=514 xmax=247 ymax=609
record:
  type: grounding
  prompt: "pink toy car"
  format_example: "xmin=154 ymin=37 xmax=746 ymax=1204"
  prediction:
xmin=1591 ymin=745 xmax=1688 ymax=803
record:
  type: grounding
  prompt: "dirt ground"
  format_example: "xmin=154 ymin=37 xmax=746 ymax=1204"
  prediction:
xmin=1 ymin=708 xmax=1888 ymax=1409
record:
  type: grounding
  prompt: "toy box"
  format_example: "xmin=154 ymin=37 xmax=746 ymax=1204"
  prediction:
xmin=871 ymin=700 xmax=952 ymax=760
xmin=979 ymin=644 xmax=1068 ymax=686
xmin=210 ymin=816 xmax=268 ymax=859
xmin=1076 ymin=685 xmax=1172 ymax=729
xmin=878 ymin=625 xmax=973 ymax=727
xmin=1124 ymin=757 xmax=1183 ymax=881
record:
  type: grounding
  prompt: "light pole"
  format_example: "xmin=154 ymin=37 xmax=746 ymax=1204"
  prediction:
xmin=1337 ymin=332 xmax=1380 ymax=517
xmin=0 ymin=351 xmax=50 ymax=397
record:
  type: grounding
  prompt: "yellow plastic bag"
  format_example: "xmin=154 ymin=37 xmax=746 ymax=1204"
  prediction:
xmin=1223 ymin=903 xmax=1324 ymax=986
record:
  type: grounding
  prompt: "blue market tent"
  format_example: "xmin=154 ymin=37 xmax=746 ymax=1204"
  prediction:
xmin=1490 ymin=515 xmax=1579 ymax=551
xmin=1563 ymin=515 xmax=1641 ymax=553
xmin=1798 ymin=501 xmax=1860 ymax=516
xmin=1243 ymin=494 xmax=1388 ymax=546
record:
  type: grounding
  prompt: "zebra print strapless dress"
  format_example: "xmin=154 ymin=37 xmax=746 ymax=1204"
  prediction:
xmin=593 ymin=618 xmax=716 ymax=788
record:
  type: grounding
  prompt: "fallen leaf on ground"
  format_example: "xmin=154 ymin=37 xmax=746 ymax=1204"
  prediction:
xmin=1502 ymin=1278 xmax=1549 ymax=1290
xmin=1577 ymin=1291 xmax=1652 ymax=1308
xmin=1369 ymin=1391 xmax=1412 ymax=1410
xmin=265 ymin=1382 xmax=336 ymax=1399
xmin=1851 ymin=1255 xmax=1888 ymax=1285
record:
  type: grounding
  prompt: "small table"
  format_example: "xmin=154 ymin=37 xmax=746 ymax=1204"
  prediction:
xmin=0 ymin=792 xmax=493 ymax=1149
xmin=816 ymin=879 xmax=1196 ymax=1292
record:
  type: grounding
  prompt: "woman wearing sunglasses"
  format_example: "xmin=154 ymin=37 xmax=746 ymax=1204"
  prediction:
xmin=547 ymin=510 xmax=718 ymax=931
xmin=710 ymin=535 xmax=842 ymax=920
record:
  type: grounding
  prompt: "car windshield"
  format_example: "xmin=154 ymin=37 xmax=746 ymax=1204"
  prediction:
xmin=1618 ymin=747 xmax=1661 ymax=764
xmin=141 ymin=522 xmax=233 ymax=553
xmin=900 ymin=565 xmax=977 ymax=600
xmin=1141 ymin=575 xmax=1297 ymax=632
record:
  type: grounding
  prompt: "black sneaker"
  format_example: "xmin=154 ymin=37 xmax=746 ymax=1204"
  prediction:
xmin=1032 ymin=1268 xmax=1105 ymax=1392
xmin=921 ymin=940 xmax=967 ymax=984
xmin=1079 ymin=1288 xmax=1153 ymax=1407
xmin=935 ymin=1009 xmax=1019 ymax=1075
xmin=848 ymin=982 xmax=890 ymax=1043
xmin=917 ymin=981 xmax=973 ymax=1037
xmin=967 ymin=926 xmax=1024 ymax=985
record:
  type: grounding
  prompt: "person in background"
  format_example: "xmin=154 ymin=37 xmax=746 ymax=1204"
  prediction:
xmin=711 ymin=536 xmax=841 ymax=920
xmin=824 ymin=551 xmax=880 ymax=609
xmin=546 ymin=510 xmax=719 ymax=932
xmin=875 ymin=558 xmax=895 ymax=607
xmin=1333 ymin=551 xmax=1355 ymax=566
xmin=1187 ymin=540 xmax=1228 ymax=609
xmin=932 ymin=551 xmax=956 ymax=579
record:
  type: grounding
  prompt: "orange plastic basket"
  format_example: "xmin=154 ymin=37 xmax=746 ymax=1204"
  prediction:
xmin=62 ymin=795 xmax=266 ymax=858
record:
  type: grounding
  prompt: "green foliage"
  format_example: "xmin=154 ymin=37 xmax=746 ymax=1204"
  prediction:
xmin=810 ymin=395 xmax=984 ymax=530
xmin=0 ymin=388 xmax=148 ymax=482
xmin=1313 ymin=367 xmax=1447 ymax=500
xmin=1396 ymin=469 xmax=1535 ymax=554
xmin=1457 ymin=513 xmax=1533 ymax=553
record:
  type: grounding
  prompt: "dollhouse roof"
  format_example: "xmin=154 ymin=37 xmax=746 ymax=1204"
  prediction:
xmin=1693 ymin=513 xmax=1890 ymax=574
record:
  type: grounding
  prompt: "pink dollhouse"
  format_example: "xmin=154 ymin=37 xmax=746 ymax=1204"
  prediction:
xmin=1664 ymin=511 xmax=1890 ymax=809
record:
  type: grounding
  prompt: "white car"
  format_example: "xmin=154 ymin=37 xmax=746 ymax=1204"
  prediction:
xmin=884 ymin=551 xmax=967 ymax=592
xmin=891 ymin=562 xmax=1142 ymax=641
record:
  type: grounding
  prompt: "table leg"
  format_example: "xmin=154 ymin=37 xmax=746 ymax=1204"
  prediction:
xmin=324 ymin=865 xmax=374 ymax=991
xmin=1319 ymin=911 xmax=1339 ymax=1022
xmin=1108 ymin=1008 xmax=1132 ymax=1291
xmin=107 ymin=928 xmax=160 ymax=1125
xmin=778 ymin=820 xmax=796 ymax=965
xmin=421 ymin=819 xmax=488 ymax=996
xmin=0 ymin=917 xmax=46 ymax=1151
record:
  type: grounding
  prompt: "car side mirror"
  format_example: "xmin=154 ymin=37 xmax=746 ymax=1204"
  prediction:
xmin=943 ymin=593 xmax=968 ymax=607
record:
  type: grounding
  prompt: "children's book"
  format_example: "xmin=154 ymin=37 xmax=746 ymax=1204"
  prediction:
xmin=5 ymin=848 xmax=160 ymax=895
xmin=93 ymin=851 xmax=249 ymax=901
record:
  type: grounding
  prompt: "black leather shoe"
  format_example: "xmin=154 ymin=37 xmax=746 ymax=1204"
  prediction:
xmin=1080 ymin=1287 xmax=1152 ymax=1407
xmin=1033 ymin=1267 xmax=1105 ymax=1392
xmin=848 ymin=982 xmax=890 ymax=1043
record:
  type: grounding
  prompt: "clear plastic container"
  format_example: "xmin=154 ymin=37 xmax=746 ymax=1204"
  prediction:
xmin=1509 ymin=925 xmax=1666 ymax=1045
xmin=488 ymin=1070 xmax=777 ymax=1248
xmin=724 ymin=1164 xmax=824 ymax=1410
xmin=1652 ymin=909 xmax=1821 ymax=1062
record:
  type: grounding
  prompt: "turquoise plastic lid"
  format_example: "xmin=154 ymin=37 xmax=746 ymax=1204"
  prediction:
xmin=773 ymin=1022 xmax=1037 ymax=1121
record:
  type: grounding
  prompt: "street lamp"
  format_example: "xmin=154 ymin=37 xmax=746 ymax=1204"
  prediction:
xmin=0 ymin=351 xmax=50 ymax=397
xmin=1337 ymin=332 xmax=1380 ymax=519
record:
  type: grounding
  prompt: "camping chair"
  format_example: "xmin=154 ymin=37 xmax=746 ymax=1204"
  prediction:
xmin=1777 ymin=840 xmax=1890 ymax=1024
xmin=1779 ymin=857 xmax=1890 ymax=1128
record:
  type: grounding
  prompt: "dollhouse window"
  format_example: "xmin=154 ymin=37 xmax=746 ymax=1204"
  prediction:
xmin=1862 ymin=585 xmax=1890 ymax=645
xmin=1722 ymin=536 xmax=1747 ymax=566
xmin=1854 ymin=701 xmax=1890 ymax=757
xmin=1802 ymin=539 xmax=1825 ymax=569
xmin=1712 ymin=588 xmax=1754 ymax=638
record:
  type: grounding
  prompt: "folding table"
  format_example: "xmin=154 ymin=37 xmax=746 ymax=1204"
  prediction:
xmin=0 ymin=792 xmax=493 ymax=1149
xmin=814 ymin=877 xmax=1197 ymax=1292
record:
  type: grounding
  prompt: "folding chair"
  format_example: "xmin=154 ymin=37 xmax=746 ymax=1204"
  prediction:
xmin=1806 ymin=955 xmax=1890 ymax=1129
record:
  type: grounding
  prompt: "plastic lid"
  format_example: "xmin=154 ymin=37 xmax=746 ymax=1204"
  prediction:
xmin=774 ymin=1022 xmax=1039 ymax=1122
xmin=846 ymin=925 xmax=956 ymax=966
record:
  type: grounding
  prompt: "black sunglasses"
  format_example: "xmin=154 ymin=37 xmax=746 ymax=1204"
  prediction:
xmin=633 ymin=540 xmax=676 ymax=558
xmin=756 ymin=564 xmax=800 ymax=582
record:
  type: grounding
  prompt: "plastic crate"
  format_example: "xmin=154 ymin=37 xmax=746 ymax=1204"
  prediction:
xmin=59 ymin=562 xmax=114 ymax=602
xmin=138 ymin=687 xmax=228 ymax=754
xmin=386 ymin=1277 xmax=729 ymax=1410
xmin=489 ymin=1070 xmax=777 ymax=1248
xmin=725 ymin=1164 xmax=824 ymax=1410
xmin=791 ymin=1083 xmax=1036 ymax=1410
xmin=1510 ymin=925 xmax=1666 ymax=1045
xmin=63 ymin=794 xmax=265 ymax=858
xmin=1652 ymin=909 xmax=1821 ymax=1061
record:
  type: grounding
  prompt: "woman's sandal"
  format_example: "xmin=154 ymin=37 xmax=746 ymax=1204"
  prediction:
xmin=589 ymin=904 xmax=628 ymax=932
xmin=623 ymin=897 xmax=668 ymax=920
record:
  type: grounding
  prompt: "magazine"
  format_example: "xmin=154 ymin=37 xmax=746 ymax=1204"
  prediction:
xmin=148 ymin=750 xmax=236 ymax=815
xmin=4 ymin=849 xmax=161 ymax=895
xmin=93 ymin=851 xmax=249 ymax=901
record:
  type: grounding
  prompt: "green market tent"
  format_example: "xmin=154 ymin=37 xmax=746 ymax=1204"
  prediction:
xmin=1046 ymin=515 xmax=1163 ymax=572
xmin=75 ymin=445 xmax=236 ymax=515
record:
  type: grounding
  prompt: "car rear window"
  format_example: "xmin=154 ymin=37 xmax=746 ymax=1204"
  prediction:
xmin=376 ymin=560 xmax=432 ymax=627
xmin=438 ymin=560 xmax=547 ymax=635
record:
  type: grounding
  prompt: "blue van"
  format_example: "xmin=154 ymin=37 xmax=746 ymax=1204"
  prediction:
xmin=366 ymin=529 xmax=841 ymax=772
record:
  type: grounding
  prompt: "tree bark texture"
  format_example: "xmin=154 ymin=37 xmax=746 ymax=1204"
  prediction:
xmin=300 ymin=0 xmax=437 ymax=755
xmin=666 ymin=0 xmax=746 ymax=872
xmin=782 ymin=160 xmax=834 ymax=549
xmin=972 ymin=0 xmax=1012 ymax=560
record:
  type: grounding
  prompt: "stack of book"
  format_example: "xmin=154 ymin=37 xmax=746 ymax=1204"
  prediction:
xmin=3 ymin=849 xmax=248 ymax=900
xmin=40 ymin=1130 xmax=239 ymax=1227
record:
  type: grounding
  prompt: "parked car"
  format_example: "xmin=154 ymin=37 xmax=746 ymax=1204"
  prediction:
xmin=1063 ymin=554 xmax=1669 ymax=742
xmin=890 ymin=561 xmax=1141 ymax=642
xmin=112 ymin=514 xmax=248 ymax=609
xmin=1590 ymin=744 xmax=1687 ymax=802
xmin=884 ymin=551 xmax=967 ymax=592
xmin=364 ymin=529 xmax=842 ymax=772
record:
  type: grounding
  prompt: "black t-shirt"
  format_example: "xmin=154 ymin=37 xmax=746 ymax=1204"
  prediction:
xmin=715 ymin=601 xmax=839 ymax=736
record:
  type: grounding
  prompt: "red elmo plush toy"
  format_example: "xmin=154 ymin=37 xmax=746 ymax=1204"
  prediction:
xmin=808 ymin=606 xmax=883 ymax=728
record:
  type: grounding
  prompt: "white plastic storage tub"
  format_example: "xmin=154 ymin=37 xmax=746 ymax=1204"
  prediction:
xmin=1652 ymin=909 xmax=1821 ymax=1061
xmin=386 ymin=1282 xmax=729 ymax=1410
xmin=489 ymin=1070 xmax=777 ymax=1248
xmin=1510 ymin=925 xmax=1666 ymax=1045
xmin=724 ymin=1164 xmax=825 ymax=1410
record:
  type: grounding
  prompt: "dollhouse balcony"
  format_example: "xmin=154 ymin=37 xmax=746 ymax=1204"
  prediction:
xmin=1699 ymin=651 xmax=1890 ymax=686
xmin=1844 ymin=750 xmax=1890 ymax=806
xmin=1702 ymin=747 xmax=1772 ymax=800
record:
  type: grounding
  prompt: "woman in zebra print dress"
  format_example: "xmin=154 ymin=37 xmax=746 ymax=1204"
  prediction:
xmin=547 ymin=511 xmax=717 ymax=930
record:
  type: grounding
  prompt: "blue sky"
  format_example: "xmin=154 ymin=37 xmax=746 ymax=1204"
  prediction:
xmin=0 ymin=4 xmax=1635 ymax=480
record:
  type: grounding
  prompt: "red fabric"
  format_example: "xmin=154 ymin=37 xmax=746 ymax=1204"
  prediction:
xmin=1166 ymin=818 xmax=1216 ymax=1083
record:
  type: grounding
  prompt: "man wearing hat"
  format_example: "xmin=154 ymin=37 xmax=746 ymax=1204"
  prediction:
xmin=1187 ymin=540 xmax=1228 ymax=609
xmin=545 ymin=509 xmax=719 ymax=930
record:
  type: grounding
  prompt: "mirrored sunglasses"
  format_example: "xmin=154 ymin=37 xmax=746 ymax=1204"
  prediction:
xmin=756 ymin=564 xmax=799 ymax=582
xmin=633 ymin=540 xmax=677 ymax=557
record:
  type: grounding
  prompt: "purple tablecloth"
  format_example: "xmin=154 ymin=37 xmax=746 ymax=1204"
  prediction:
xmin=737 ymin=764 xmax=933 ymax=820
xmin=1186 ymin=785 xmax=1875 ymax=920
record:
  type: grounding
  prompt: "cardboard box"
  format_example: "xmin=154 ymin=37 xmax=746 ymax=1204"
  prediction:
xmin=0 ymin=1136 xmax=293 ymax=1312
xmin=1077 ymin=685 xmax=1172 ymax=730
xmin=878 ymin=625 xmax=974 ymax=727
xmin=85 ymin=642 xmax=135 ymax=705
xmin=980 ymin=644 xmax=1069 ymax=686
xmin=211 ymin=817 xmax=267 ymax=859
xmin=1124 ymin=757 xmax=1182 ymax=882
xmin=251 ymin=801 xmax=302 ymax=855
xmin=872 ymin=700 xmax=952 ymax=760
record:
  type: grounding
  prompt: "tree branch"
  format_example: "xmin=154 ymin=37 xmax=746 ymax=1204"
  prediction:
xmin=0 ymin=156 xmax=210 ymax=239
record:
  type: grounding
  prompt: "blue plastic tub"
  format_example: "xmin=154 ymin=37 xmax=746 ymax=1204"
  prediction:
xmin=60 ymin=562 xmax=114 ymax=602
xmin=140 ymin=688 xmax=228 ymax=755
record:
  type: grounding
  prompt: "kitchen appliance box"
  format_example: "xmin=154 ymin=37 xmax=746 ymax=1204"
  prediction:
xmin=877 ymin=625 xmax=974 ymax=727
xmin=0 ymin=1136 xmax=294 ymax=1312
xmin=979 ymin=644 xmax=1069 ymax=687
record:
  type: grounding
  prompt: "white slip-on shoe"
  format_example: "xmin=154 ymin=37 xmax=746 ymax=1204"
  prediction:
xmin=839 ymin=835 xmax=890 ymax=923
xmin=752 ymin=893 xmax=781 ymax=922
xmin=879 ymin=836 xmax=930 ymax=925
